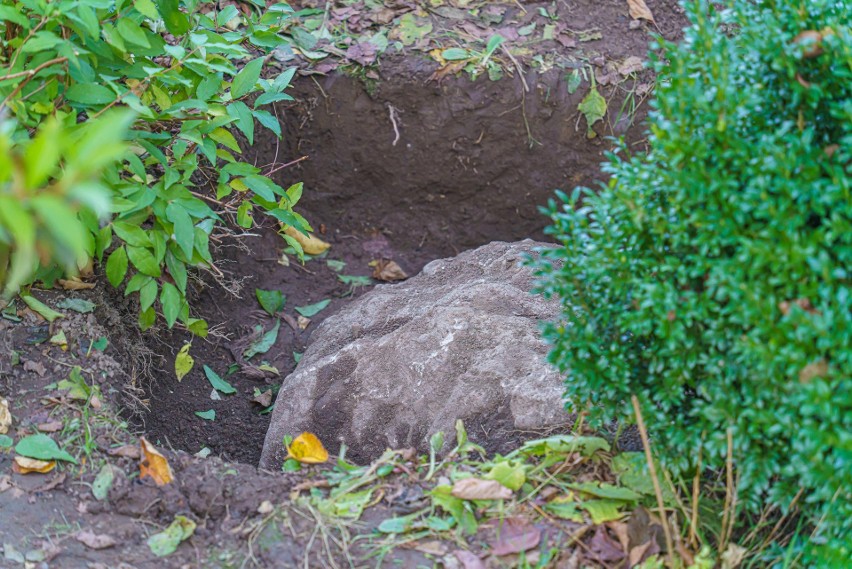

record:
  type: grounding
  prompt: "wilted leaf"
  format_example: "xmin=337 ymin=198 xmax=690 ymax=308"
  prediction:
xmin=297 ymin=315 xmax=311 ymax=330
xmin=21 ymin=295 xmax=64 ymax=322
xmin=255 ymin=289 xmax=286 ymax=316
xmin=147 ymin=515 xmax=196 ymax=557
xmin=455 ymin=550 xmax=486 ymax=569
xmin=0 ymin=397 xmax=10 ymax=434
xmin=57 ymin=366 xmax=91 ymax=400
xmin=203 ymin=365 xmax=236 ymax=394
xmin=13 ymin=456 xmax=56 ymax=474
xmin=195 ymin=409 xmax=215 ymax=421
xmin=282 ymin=226 xmax=330 ymax=255
xmin=618 ymin=56 xmax=644 ymax=76
xmin=799 ymin=359 xmax=829 ymax=384
xmin=394 ymin=13 xmax=432 ymax=46
xmin=49 ymin=330 xmax=68 ymax=351
xmin=490 ymin=518 xmax=541 ymax=556
xmin=15 ymin=434 xmax=77 ymax=463
xmin=175 ymin=343 xmax=194 ymax=381
xmin=75 ymin=530 xmax=117 ymax=550
xmin=578 ymin=85 xmax=607 ymax=137
xmin=721 ymin=543 xmax=747 ymax=569
xmin=286 ymin=432 xmax=329 ymax=464
xmin=627 ymin=0 xmax=655 ymax=23
xmin=244 ymin=320 xmax=280 ymax=360
xmin=108 ymin=444 xmax=141 ymax=459
xmin=519 ymin=434 xmax=610 ymax=457
xmin=139 ymin=437 xmax=173 ymax=486
xmin=451 ymin=478 xmax=513 ymax=500
xmin=295 ymin=300 xmax=330 ymax=318
xmin=371 ymin=259 xmax=408 ymax=282
xmin=485 ymin=461 xmax=526 ymax=491
xmin=55 ymin=298 xmax=96 ymax=313
xmin=92 ymin=464 xmax=114 ymax=500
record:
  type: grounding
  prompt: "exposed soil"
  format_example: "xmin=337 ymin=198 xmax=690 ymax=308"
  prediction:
xmin=130 ymin=0 xmax=685 ymax=467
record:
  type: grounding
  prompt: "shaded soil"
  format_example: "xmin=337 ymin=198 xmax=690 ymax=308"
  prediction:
xmin=129 ymin=0 xmax=685 ymax=467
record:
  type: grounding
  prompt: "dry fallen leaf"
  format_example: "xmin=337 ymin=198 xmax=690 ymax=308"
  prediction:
xmin=799 ymin=359 xmax=829 ymax=384
xmin=451 ymin=478 xmax=513 ymax=500
xmin=139 ymin=437 xmax=174 ymax=486
xmin=618 ymin=56 xmax=644 ymax=76
xmin=454 ymin=550 xmax=486 ymax=569
xmin=282 ymin=226 xmax=331 ymax=255
xmin=257 ymin=500 xmax=274 ymax=515
xmin=37 ymin=420 xmax=63 ymax=433
xmin=297 ymin=315 xmax=311 ymax=330
xmin=490 ymin=518 xmax=542 ymax=556
xmin=371 ymin=259 xmax=408 ymax=282
xmin=58 ymin=277 xmax=96 ymax=291
xmin=75 ymin=530 xmax=117 ymax=550
xmin=13 ymin=456 xmax=56 ymax=474
xmin=108 ymin=444 xmax=141 ymax=459
xmin=286 ymin=432 xmax=329 ymax=464
xmin=589 ymin=525 xmax=626 ymax=563
xmin=0 ymin=396 xmax=11 ymax=434
xmin=627 ymin=0 xmax=655 ymax=23
xmin=252 ymin=389 xmax=273 ymax=407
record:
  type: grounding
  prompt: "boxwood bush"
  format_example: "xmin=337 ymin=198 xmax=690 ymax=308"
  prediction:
xmin=533 ymin=0 xmax=850 ymax=562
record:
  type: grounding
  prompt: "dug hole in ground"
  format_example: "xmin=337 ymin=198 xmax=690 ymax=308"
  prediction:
xmin=0 ymin=2 xmax=688 ymax=566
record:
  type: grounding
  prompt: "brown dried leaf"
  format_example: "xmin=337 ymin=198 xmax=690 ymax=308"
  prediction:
xmin=252 ymin=389 xmax=273 ymax=407
xmin=589 ymin=525 xmax=626 ymax=563
xmin=139 ymin=437 xmax=174 ymax=486
xmin=451 ymin=477 xmax=513 ymax=500
xmin=627 ymin=0 xmax=655 ymax=23
xmin=13 ymin=456 xmax=56 ymax=474
xmin=799 ymin=359 xmax=829 ymax=384
xmin=297 ymin=315 xmax=311 ymax=330
xmin=58 ymin=277 xmax=96 ymax=291
xmin=0 ymin=396 xmax=10 ymax=434
xmin=75 ymin=530 xmax=117 ymax=550
xmin=490 ymin=518 xmax=542 ymax=556
xmin=372 ymin=259 xmax=408 ymax=282
xmin=108 ymin=444 xmax=141 ymax=459
xmin=37 ymin=420 xmax=63 ymax=433
xmin=454 ymin=550 xmax=486 ymax=569
xmin=31 ymin=472 xmax=66 ymax=493
xmin=629 ymin=540 xmax=653 ymax=567
xmin=406 ymin=540 xmax=447 ymax=555
xmin=608 ymin=521 xmax=630 ymax=551
xmin=618 ymin=56 xmax=644 ymax=76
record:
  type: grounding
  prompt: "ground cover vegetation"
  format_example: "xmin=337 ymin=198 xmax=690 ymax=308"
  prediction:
xmin=533 ymin=0 xmax=851 ymax=565
xmin=0 ymin=0 xmax=313 ymax=334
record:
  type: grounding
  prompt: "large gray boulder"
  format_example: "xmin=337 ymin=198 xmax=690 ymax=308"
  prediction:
xmin=259 ymin=240 xmax=570 ymax=468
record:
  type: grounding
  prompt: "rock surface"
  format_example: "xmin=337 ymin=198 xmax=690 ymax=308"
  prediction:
xmin=259 ymin=240 xmax=570 ymax=467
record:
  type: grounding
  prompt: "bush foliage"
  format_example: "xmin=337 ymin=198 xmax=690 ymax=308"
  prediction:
xmin=0 ymin=0 xmax=310 ymax=334
xmin=533 ymin=0 xmax=850 ymax=561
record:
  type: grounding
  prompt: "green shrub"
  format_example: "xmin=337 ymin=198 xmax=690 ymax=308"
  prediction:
xmin=0 ymin=0 xmax=311 ymax=334
xmin=533 ymin=0 xmax=850 ymax=561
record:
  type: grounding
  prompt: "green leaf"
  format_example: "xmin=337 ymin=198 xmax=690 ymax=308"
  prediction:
xmin=203 ymin=365 xmax=237 ymax=394
xmin=166 ymin=202 xmax=195 ymax=260
xmin=55 ymin=298 xmax=96 ymax=313
xmin=227 ymin=102 xmax=254 ymax=145
xmin=243 ymin=320 xmax=280 ymax=360
xmin=578 ymin=499 xmax=625 ymax=524
xmin=147 ymin=515 xmax=196 ymax=557
xmin=568 ymin=482 xmax=642 ymax=502
xmin=117 ymin=18 xmax=151 ymax=47
xmin=15 ymin=434 xmax=77 ymax=464
xmin=106 ymin=247 xmax=129 ymax=287
xmin=252 ymin=109 xmax=281 ymax=138
xmin=442 ymin=48 xmax=471 ymax=61
xmin=156 ymin=0 xmax=190 ymax=36
xmin=195 ymin=409 xmax=215 ymax=420
xmin=0 ymin=435 xmax=13 ymax=448
xmin=544 ymin=497 xmax=584 ymax=522
xmin=517 ymin=434 xmax=610 ymax=457
xmin=256 ymin=289 xmax=286 ymax=316
xmin=66 ymin=83 xmax=116 ymax=105
xmin=139 ymin=279 xmax=158 ymax=312
xmin=187 ymin=318 xmax=208 ymax=337
xmin=231 ymin=57 xmax=265 ymax=99
xmin=21 ymin=295 xmax=64 ymax=322
xmin=127 ymin=245 xmax=161 ymax=277
xmin=578 ymin=84 xmax=607 ymax=137
xmin=295 ymin=299 xmax=331 ymax=318
xmin=485 ymin=461 xmax=527 ymax=491
xmin=134 ymin=0 xmax=160 ymax=19
xmin=161 ymin=283 xmax=182 ymax=328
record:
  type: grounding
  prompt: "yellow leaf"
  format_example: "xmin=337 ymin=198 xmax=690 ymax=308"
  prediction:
xmin=282 ymin=226 xmax=331 ymax=256
xmin=58 ymin=277 xmax=96 ymax=290
xmin=13 ymin=455 xmax=56 ymax=474
xmin=286 ymin=432 xmax=329 ymax=464
xmin=139 ymin=437 xmax=174 ymax=486
xmin=175 ymin=343 xmax=194 ymax=382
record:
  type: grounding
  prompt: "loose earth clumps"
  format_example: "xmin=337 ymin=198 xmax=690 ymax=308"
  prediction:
xmin=260 ymin=240 xmax=568 ymax=468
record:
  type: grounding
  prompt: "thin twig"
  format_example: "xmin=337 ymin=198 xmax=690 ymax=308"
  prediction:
xmin=0 ymin=57 xmax=68 ymax=111
xmin=631 ymin=395 xmax=675 ymax=566
xmin=261 ymin=155 xmax=309 ymax=177
xmin=688 ymin=437 xmax=704 ymax=547
xmin=387 ymin=103 xmax=402 ymax=146
xmin=501 ymin=44 xmax=528 ymax=92
xmin=719 ymin=428 xmax=735 ymax=554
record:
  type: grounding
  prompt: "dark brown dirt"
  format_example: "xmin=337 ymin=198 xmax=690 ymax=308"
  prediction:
xmin=126 ymin=0 xmax=686 ymax=468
